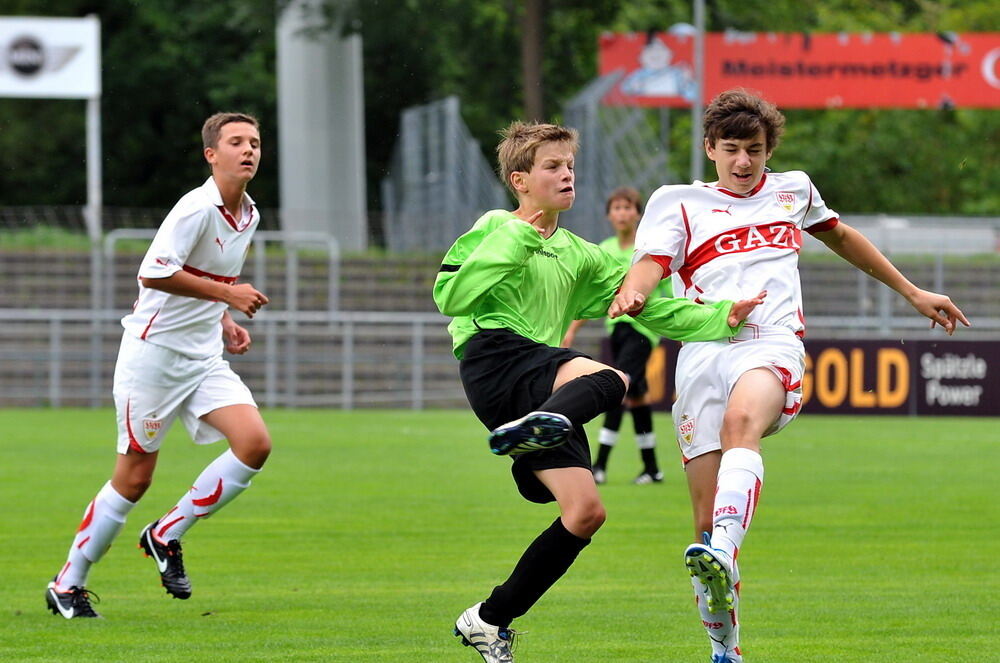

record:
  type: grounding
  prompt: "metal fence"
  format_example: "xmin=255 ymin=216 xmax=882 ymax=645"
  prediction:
xmin=101 ymin=229 xmax=341 ymax=312
xmin=380 ymin=96 xmax=510 ymax=251
xmin=4 ymin=307 xmax=998 ymax=410
xmin=0 ymin=309 xmax=465 ymax=409
xmin=561 ymin=71 xmax=681 ymax=242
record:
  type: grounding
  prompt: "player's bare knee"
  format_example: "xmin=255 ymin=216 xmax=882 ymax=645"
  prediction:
xmin=115 ymin=473 xmax=152 ymax=502
xmin=231 ymin=431 xmax=271 ymax=469
xmin=564 ymin=501 xmax=607 ymax=537
xmin=721 ymin=406 xmax=756 ymax=440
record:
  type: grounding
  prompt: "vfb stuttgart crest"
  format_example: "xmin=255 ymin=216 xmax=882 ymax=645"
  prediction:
xmin=775 ymin=191 xmax=795 ymax=212
xmin=142 ymin=418 xmax=162 ymax=440
xmin=678 ymin=413 xmax=695 ymax=445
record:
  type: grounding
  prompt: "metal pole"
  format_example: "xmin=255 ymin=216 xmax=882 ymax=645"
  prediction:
xmin=86 ymin=95 xmax=104 ymax=407
xmin=49 ymin=318 xmax=63 ymax=407
xmin=264 ymin=317 xmax=277 ymax=408
xmin=342 ymin=321 xmax=355 ymax=410
xmin=411 ymin=321 xmax=424 ymax=410
xmin=285 ymin=246 xmax=299 ymax=406
xmin=689 ymin=0 xmax=705 ymax=183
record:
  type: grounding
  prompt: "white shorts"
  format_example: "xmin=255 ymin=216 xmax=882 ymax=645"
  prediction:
xmin=672 ymin=326 xmax=804 ymax=464
xmin=112 ymin=332 xmax=257 ymax=454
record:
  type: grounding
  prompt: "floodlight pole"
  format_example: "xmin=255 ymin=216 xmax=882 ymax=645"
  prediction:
xmin=84 ymin=16 xmax=103 ymax=406
xmin=689 ymin=0 xmax=705 ymax=182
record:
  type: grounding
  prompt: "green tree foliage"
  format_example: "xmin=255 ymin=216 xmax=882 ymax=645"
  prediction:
xmin=0 ymin=0 xmax=277 ymax=207
xmin=0 ymin=0 xmax=995 ymax=217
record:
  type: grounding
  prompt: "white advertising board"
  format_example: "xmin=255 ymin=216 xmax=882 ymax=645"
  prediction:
xmin=0 ymin=16 xmax=100 ymax=99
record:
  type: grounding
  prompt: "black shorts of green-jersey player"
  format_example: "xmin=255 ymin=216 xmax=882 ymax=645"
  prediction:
xmin=460 ymin=327 xmax=593 ymax=503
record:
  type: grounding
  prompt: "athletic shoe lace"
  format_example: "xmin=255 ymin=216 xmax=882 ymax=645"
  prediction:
xmin=496 ymin=627 xmax=521 ymax=660
xmin=71 ymin=587 xmax=100 ymax=617
xmin=165 ymin=540 xmax=187 ymax=577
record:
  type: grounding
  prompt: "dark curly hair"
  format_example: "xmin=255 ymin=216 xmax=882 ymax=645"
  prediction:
xmin=703 ymin=89 xmax=785 ymax=154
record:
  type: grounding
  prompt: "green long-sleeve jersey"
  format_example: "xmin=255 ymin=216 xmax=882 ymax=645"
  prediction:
xmin=433 ymin=210 xmax=741 ymax=359
xmin=597 ymin=235 xmax=672 ymax=345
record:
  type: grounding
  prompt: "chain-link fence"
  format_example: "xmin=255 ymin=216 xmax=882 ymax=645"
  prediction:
xmin=380 ymin=96 xmax=509 ymax=252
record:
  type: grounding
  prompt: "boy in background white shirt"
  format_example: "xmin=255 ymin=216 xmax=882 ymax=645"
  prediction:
xmin=46 ymin=112 xmax=272 ymax=618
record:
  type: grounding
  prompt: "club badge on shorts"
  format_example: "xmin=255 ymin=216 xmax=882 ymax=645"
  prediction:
xmin=142 ymin=418 xmax=162 ymax=440
xmin=678 ymin=413 xmax=695 ymax=445
xmin=775 ymin=191 xmax=795 ymax=212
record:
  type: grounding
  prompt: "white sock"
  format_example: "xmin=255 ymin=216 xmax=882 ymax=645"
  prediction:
xmin=692 ymin=575 xmax=741 ymax=658
xmin=154 ymin=449 xmax=259 ymax=542
xmin=636 ymin=432 xmax=656 ymax=449
xmin=711 ymin=448 xmax=763 ymax=561
xmin=57 ymin=481 xmax=135 ymax=589
xmin=598 ymin=428 xmax=619 ymax=446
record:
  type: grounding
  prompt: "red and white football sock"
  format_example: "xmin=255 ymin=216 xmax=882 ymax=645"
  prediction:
xmin=154 ymin=449 xmax=259 ymax=543
xmin=711 ymin=448 xmax=763 ymax=561
xmin=57 ymin=481 xmax=135 ymax=589
xmin=692 ymin=575 xmax=742 ymax=659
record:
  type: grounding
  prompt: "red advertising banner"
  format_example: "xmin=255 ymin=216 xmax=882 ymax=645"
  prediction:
xmin=599 ymin=32 xmax=1000 ymax=108
xmin=634 ymin=339 xmax=998 ymax=416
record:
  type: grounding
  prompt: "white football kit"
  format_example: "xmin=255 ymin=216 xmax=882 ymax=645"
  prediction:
xmin=115 ymin=177 xmax=260 ymax=454
xmin=634 ymin=171 xmax=839 ymax=462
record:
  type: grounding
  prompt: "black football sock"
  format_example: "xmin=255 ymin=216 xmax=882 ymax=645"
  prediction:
xmin=603 ymin=404 xmax=625 ymax=432
xmin=630 ymin=405 xmax=653 ymax=435
xmin=640 ymin=448 xmax=660 ymax=474
xmin=595 ymin=443 xmax=613 ymax=470
xmin=478 ymin=518 xmax=590 ymax=627
xmin=538 ymin=369 xmax=626 ymax=429
xmin=631 ymin=406 xmax=658 ymax=473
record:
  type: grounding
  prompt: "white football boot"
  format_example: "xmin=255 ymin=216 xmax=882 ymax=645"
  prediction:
xmin=454 ymin=602 xmax=516 ymax=662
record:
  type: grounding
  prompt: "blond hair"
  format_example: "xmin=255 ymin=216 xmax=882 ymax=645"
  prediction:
xmin=497 ymin=121 xmax=579 ymax=194
xmin=703 ymin=89 xmax=785 ymax=153
xmin=202 ymin=112 xmax=260 ymax=149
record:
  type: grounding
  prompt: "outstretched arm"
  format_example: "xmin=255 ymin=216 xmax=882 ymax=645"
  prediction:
xmin=813 ymin=222 xmax=970 ymax=335
xmin=632 ymin=291 xmax=766 ymax=342
xmin=608 ymin=255 xmax=665 ymax=318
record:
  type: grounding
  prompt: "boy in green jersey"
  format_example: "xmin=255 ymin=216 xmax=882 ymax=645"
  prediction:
xmin=563 ymin=186 xmax=667 ymax=486
xmin=435 ymin=121 xmax=764 ymax=663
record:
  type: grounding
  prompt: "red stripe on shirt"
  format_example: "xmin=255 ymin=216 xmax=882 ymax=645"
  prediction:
xmin=679 ymin=203 xmax=694 ymax=290
xmin=678 ymin=222 xmax=801 ymax=286
xmin=140 ymin=309 xmax=160 ymax=340
xmin=708 ymin=172 xmax=768 ymax=199
xmin=805 ymin=217 xmax=839 ymax=234
xmin=216 ymin=205 xmax=255 ymax=232
xmin=650 ymin=255 xmax=673 ymax=278
xmin=182 ymin=264 xmax=238 ymax=284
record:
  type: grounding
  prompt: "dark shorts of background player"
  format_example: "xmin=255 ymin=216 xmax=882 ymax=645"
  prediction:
xmin=610 ymin=323 xmax=652 ymax=399
xmin=460 ymin=328 xmax=592 ymax=504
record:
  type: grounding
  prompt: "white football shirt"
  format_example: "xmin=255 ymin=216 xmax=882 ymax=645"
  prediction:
xmin=634 ymin=170 xmax=838 ymax=336
xmin=122 ymin=177 xmax=260 ymax=358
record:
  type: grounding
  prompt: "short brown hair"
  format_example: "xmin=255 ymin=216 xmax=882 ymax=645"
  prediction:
xmin=703 ymin=89 xmax=784 ymax=154
xmin=497 ymin=121 xmax=579 ymax=194
xmin=202 ymin=112 xmax=260 ymax=149
xmin=605 ymin=186 xmax=643 ymax=215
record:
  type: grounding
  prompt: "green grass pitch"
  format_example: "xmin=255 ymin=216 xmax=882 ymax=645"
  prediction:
xmin=1 ymin=409 xmax=996 ymax=662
